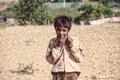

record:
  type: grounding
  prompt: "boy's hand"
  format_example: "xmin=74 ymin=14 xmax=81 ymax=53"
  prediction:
xmin=66 ymin=36 xmax=73 ymax=48
xmin=57 ymin=34 xmax=67 ymax=47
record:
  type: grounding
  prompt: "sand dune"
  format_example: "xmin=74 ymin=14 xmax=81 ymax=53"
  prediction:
xmin=0 ymin=23 xmax=120 ymax=80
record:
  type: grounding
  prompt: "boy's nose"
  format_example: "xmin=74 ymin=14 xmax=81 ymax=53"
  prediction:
xmin=60 ymin=31 xmax=64 ymax=34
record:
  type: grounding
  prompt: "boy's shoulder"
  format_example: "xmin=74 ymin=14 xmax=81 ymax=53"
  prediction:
xmin=49 ymin=37 xmax=57 ymax=42
xmin=69 ymin=35 xmax=79 ymax=41
xmin=69 ymin=35 xmax=81 ymax=44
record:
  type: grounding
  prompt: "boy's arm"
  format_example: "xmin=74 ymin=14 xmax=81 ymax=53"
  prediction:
xmin=46 ymin=39 xmax=62 ymax=64
xmin=67 ymin=37 xmax=85 ymax=62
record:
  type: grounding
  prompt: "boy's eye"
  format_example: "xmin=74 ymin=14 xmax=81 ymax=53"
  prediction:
xmin=57 ymin=29 xmax=67 ymax=32
xmin=63 ymin=30 xmax=67 ymax=32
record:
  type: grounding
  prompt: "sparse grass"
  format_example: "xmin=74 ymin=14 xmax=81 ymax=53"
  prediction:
xmin=17 ymin=62 xmax=39 ymax=74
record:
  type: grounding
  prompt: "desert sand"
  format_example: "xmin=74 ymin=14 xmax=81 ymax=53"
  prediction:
xmin=0 ymin=23 xmax=120 ymax=80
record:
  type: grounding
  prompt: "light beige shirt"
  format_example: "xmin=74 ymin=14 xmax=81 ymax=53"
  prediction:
xmin=46 ymin=36 xmax=85 ymax=73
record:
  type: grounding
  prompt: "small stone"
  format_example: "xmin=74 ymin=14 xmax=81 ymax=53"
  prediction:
xmin=91 ymin=75 xmax=97 ymax=80
xmin=0 ymin=71 xmax=2 ymax=73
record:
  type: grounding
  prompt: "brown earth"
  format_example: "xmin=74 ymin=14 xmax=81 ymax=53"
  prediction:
xmin=0 ymin=23 xmax=120 ymax=80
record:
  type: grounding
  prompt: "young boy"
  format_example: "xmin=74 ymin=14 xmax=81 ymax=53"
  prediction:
xmin=46 ymin=15 xmax=85 ymax=80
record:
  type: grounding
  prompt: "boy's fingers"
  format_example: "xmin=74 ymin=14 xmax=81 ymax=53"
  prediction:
xmin=66 ymin=36 xmax=73 ymax=48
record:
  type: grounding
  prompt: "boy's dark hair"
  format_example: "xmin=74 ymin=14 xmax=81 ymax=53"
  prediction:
xmin=54 ymin=15 xmax=72 ymax=31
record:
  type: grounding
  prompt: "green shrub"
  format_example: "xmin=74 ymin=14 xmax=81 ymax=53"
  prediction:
xmin=78 ymin=2 xmax=113 ymax=21
xmin=12 ymin=0 xmax=48 ymax=25
xmin=18 ymin=62 xmax=39 ymax=74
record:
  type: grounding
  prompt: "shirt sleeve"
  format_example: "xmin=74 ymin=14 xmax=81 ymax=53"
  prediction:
xmin=69 ymin=38 xmax=85 ymax=62
xmin=46 ymin=39 xmax=62 ymax=64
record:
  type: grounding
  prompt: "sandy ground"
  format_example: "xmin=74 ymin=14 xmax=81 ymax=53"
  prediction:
xmin=0 ymin=23 xmax=120 ymax=80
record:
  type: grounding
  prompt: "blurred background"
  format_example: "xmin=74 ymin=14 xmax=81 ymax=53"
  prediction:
xmin=0 ymin=0 xmax=120 ymax=26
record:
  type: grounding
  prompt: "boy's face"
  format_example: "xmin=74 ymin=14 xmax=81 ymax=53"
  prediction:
xmin=55 ymin=26 xmax=69 ymax=41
